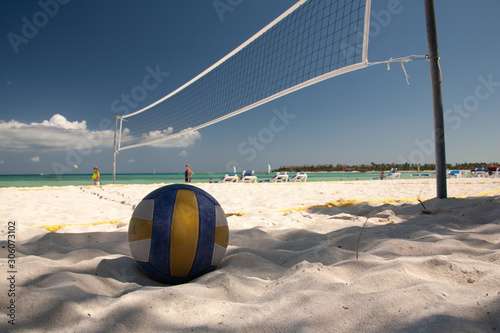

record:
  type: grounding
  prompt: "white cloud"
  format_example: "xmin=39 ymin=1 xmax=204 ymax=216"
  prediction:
xmin=0 ymin=114 xmax=115 ymax=152
xmin=31 ymin=156 xmax=40 ymax=163
xmin=178 ymin=150 xmax=188 ymax=157
xmin=121 ymin=126 xmax=201 ymax=149
xmin=41 ymin=114 xmax=87 ymax=130
xmin=0 ymin=114 xmax=201 ymax=153
xmin=151 ymin=130 xmax=201 ymax=148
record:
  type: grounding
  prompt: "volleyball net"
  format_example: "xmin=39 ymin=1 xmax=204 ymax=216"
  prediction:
xmin=116 ymin=0 xmax=373 ymax=151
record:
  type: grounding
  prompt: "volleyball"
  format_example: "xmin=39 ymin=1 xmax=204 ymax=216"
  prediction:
xmin=128 ymin=184 xmax=229 ymax=284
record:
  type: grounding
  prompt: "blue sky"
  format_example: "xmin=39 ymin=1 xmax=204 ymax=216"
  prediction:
xmin=1 ymin=0 xmax=499 ymax=175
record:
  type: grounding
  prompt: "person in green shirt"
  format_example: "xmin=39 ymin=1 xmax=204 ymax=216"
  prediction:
xmin=91 ymin=167 xmax=100 ymax=186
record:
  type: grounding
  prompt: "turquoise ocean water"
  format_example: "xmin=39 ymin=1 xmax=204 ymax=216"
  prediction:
xmin=0 ymin=172 xmax=417 ymax=188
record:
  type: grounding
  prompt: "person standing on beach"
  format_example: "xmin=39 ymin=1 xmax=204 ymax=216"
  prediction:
xmin=91 ymin=167 xmax=100 ymax=185
xmin=185 ymin=164 xmax=193 ymax=183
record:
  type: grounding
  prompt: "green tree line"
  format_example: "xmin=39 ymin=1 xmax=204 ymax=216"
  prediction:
xmin=276 ymin=162 xmax=499 ymax=173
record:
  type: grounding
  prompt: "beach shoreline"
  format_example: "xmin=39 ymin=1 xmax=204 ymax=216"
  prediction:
xmin=3 ymin=170 xmax=485 ymax=188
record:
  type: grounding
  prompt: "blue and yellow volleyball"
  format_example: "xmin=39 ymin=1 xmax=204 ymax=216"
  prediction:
xmin=128 ymin=184 xmax=229 ymax=284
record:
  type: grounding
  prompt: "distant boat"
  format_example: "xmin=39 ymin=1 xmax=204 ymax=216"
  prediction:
xmin=268 ymin=164 xmax=271 ymax=173
xmin=233 ymin=166 xmax=236 ymax=174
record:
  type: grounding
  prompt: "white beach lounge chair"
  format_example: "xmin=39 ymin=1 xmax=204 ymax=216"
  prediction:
xmin=261 ymin=172 xmax=289 ymax=183
xmin=385 ymin=168 xmax=401 ymax=180
xmin=291 ymin=172 xmax=307 ymax=182
xmin=447 ymin=170 xmax=461 ymax=178
xmin=215 ymin=174 xmax=238 ymax=183
xmin=472 ymin=168 xmax=489 ymax=178
xmin=240 ymin=170 xmax=257 ymax=183
xmin=273 ymin=172 xmax=289 ymax=182
xmin=490 ymin=167 xmax=500 ymax=178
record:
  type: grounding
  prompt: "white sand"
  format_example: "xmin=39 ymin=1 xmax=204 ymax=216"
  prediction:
xmin=1 ymin=178 xmax=499 ymax=332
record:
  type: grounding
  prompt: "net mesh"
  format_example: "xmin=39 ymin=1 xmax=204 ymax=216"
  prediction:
xmin=119 ymin=0 xmax=370 ymax=150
